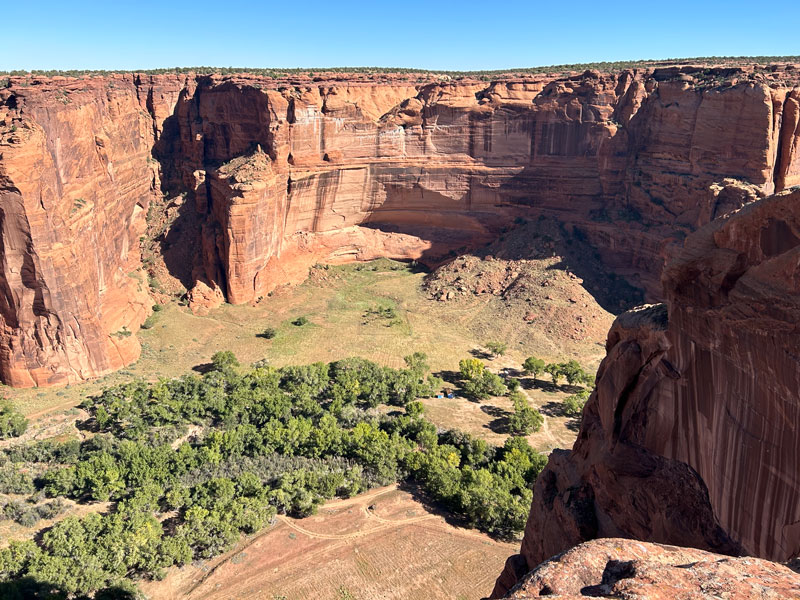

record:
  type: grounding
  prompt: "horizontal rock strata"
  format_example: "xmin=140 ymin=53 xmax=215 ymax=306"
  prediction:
xmin=2 ymin=64 xmax=800 ymax=385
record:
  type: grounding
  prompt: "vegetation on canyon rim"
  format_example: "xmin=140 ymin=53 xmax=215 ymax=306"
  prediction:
xmin=0 ymin=349 xmax=593 ymax=597
xmin=2 ymin=55 xmax=799 ymax=81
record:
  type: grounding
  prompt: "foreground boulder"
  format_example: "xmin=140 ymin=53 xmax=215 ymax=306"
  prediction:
xmin=493 ymin=188 xmax=800 ymax=597
xmin=500 ymin=538 xmax=800 ymax=599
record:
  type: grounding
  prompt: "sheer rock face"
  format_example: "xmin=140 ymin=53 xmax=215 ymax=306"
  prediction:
xmin=2 ymin=65 xmax=800 ymax=386
xmin=491 ymin=188 xmax=800 ymax=598
xmin=0 ymin=75 xmax=157 ymax=386
xmin=500 ymin=538 xmax=800 ymax=599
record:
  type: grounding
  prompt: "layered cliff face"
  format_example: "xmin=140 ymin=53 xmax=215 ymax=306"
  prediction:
xmin=491 ymin=188 xmax=800 ymax=597
xmin=165 ymin=66 xmax=800 ymax=309
xmin=1 ymin=64 xmax=800 ymax=385
xmin=0 ymin=76 xmax=157 ymax=386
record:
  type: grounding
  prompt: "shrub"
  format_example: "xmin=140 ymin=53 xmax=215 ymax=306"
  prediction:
xmin=507 ymin=390 xmax=543 ymax=435
xmin=261 ymin=327 xmax=277 ymax=339
xmin=403 ymin=352 xmax=429 ymax=375
xmin=367 ymin=305 xmax=397 ymax=320
xmin=292 ymin=316 xmax=309 ymax=326
xmin=563 ymin=390 xmax=590 ymax=417
xmin=35 ymin=498 xmax=68 ymax=521
xmin=0 ymin=465 xmax=35 ymax=494
xmin=0 ymin=400 xmax=28 ymax=439
xmin=406 ymin=401 xmax=424 ymax=418
xmin=210 ymin=350 xmax=239 ymax=372
xmin=485 ymin=342 xmax=507 ymax=358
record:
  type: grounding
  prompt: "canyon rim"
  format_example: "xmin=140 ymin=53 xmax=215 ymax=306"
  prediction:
xmin=1 ymin=56 xmax=799 ymax=600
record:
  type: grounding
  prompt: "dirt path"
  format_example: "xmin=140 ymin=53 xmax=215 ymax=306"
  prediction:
xmin=276 ymin=485 xmax=438 ymax=541
xmin=276 ymin=512 xmax=438 ymax=540
xmin=275 ymin=484 xmax=499 ymax=545
xmin=25 ymin=399 xmax=83 ymax=421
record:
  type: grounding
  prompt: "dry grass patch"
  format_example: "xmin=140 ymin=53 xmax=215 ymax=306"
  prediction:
xmin=7 ymin=259 xmax=606 ymax=436
xmin=141 ymin=485 xmax=515 ymax=600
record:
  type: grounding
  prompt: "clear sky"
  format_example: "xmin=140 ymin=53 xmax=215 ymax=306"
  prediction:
xmin=6 ymin=0 xmax=799 ymax=72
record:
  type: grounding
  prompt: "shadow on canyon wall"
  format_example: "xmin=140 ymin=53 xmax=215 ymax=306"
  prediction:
xmin=145 ymin=81 xmax=645 ymax=316
xmin=149 ymin=97 xmax=207 ymax=293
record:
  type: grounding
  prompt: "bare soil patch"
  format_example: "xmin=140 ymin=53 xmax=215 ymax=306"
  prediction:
xmin=141 ymin=485 xmax=515 ymax=600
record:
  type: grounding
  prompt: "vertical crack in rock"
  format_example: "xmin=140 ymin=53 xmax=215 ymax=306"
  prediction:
xmin=2 ymin=66 xmax=800 ymax=389
xmin=491 ymin=188 xmax=800 ymax=597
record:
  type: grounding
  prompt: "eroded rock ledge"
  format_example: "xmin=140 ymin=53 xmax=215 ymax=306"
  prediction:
xmin=500 ymin=538 xmax=800 ymax=599
xmin=491 ymin=188 xmax=800 ymax=597
xmin=1 ymin=64 xmax=800 ymax=386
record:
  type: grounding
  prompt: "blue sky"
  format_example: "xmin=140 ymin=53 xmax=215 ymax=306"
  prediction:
xmin=6 ymin=1 xmax=799 ymax=71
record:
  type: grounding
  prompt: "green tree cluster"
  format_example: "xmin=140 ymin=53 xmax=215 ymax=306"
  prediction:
xmin=522 ymin=357 xmax=594 ymax=387
xmin=407 ymin=435 xmax=546 ymax=535
xmin=458 ymin=359 xmax=507 ymax=401
xmin=0 ymin=401 xmax=28 ymax=440
xmin=563 ymin=390 xmax=591 ymax=418
xmin=0 ymin=351 xmax=546 ymax=596
xmin=484 ymin=342 xmax=507 ymax=358
xmin=507 ymin=390 xmax=543 ymax=436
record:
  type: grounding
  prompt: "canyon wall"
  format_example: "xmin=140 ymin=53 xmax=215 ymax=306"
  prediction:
xmin=0 ymin=76 xmax=157 ymax=386
xmin=491 ymin=188 xmax=800 ymax=597
xmin=1 ymin=64 xmax=800 ymax=385
xmin=164 ymin=66 xmax=800 ymax=309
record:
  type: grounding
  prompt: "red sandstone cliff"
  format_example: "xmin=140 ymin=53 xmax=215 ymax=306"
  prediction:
xmin=163 ymin=65 xmax=800 ymax=309
xmin=0 ymin=75 xmax=157 ymax=386
xmin=491 ymin=188 xmax=800 ymax=597
xmin=2 ymin=64 xmax=800 ymax=386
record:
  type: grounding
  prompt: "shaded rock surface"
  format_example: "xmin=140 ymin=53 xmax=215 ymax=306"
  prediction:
xmin=2 ymin=64 xmax=800 ymax=386
xmin=492 ymin=188 xmax=800 ymax=597
xmin=500 ymin=538 xmax=800 ymax=599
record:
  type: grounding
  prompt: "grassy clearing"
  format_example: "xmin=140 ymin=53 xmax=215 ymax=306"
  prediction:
xmin=4 ymin=259 xmax=601 ymax=453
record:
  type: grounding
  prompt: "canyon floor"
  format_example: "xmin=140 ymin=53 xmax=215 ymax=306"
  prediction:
xmin=140 ymin=484 xmax=516 ymax=600
xmin=1 ymin=255 xmax=613 ymax=598
xmin=4 ymin=257 xmax=610 ymax=453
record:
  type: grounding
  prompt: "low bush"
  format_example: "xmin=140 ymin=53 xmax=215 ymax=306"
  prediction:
xmin=0 ymin=401 xmax=28 ymax=439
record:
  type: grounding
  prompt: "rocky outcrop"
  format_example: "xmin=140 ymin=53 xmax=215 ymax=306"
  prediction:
xmin=2 ymin=64 xmax=800 ymax=386
xmin=491 ymin=188 xmax=800 ymax=597
xmin=0 ymin=76 xmax=157 ymax=386
xmin=500 ymin=538 xmax=800 ymax=599
xmin=166 ymin=66 xmax=800 ymax=306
